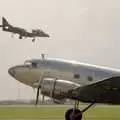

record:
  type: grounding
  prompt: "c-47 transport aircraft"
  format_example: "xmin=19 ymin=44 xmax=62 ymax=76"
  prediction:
xmin=8 ymin=55 xmax=120 ymax=120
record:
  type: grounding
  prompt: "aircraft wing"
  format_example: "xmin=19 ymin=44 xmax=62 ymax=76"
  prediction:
xmin=31 ymin=29 xmax=50 ymax=37
xmin=69 ymin=76 xmax=120 ymax=104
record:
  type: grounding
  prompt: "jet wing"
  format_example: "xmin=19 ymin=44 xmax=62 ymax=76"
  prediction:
xmin=69 ymin=76 xmax=120 ymax=104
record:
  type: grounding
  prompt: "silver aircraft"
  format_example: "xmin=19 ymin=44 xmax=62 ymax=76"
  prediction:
xmin=8 ymin=55 xmax=120 ymax=120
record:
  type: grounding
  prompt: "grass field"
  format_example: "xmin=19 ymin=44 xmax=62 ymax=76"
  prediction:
xmin=0 ymin=105 xmax=120 ymax=120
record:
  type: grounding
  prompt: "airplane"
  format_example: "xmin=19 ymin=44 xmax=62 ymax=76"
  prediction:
xmin=8 ymin=54 xmax=120 ymax=120
xmin=0 ymin=17 xmax=50 ymax=42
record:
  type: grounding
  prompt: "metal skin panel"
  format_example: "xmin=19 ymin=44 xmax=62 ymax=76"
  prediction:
xmin=69 ymin=77 xmax=120 ymax=104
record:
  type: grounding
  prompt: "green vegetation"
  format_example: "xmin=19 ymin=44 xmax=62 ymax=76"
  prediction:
xmin=0 ymin=105 xmax=119 ymax=120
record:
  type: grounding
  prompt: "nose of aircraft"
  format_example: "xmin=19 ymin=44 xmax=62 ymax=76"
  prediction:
xmin=8 ymin=67 xmax=16 ymax=77
xmin=47 ymin=34 xmax=50 ymax=37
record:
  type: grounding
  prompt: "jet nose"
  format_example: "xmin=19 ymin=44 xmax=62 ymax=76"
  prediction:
xmin=47 ymin=34 xmax=50 ymax=37
xmin=8 ymin=67 xmax=16 ymax=77
xmin=45 ymin=33 xmax=50 ymax=37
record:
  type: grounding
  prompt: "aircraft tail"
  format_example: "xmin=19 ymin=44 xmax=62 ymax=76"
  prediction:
xmin=2 ymin=17 xmax=11 ymax=27
xmin=0 ymin=17 xmax=12 ymax=30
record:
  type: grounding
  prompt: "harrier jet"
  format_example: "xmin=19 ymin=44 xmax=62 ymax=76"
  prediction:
xmin=8 ymin=55 xmax=120 ymax=120
xmin=0 ymin=17 xmax=50 ymax=42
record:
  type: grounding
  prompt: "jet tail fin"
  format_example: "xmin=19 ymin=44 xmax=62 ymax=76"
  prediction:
xmin=2 ymin=17 xmax=11 ymax=26
xmin=1 ymin=17 xmax=12 ymax=30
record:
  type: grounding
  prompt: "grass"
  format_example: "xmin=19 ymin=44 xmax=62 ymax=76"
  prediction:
xmin=0 ymin=105 xmax=119 ymax=120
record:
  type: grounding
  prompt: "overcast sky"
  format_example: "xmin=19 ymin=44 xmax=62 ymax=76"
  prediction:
xmin=0 ymin=0 xmax=120 ymax=100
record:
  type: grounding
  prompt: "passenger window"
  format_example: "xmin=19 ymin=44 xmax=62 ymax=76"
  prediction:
xmin=74 ymin=73 xmax=80 ymax=79
xmin=87 ymin=76 xmax=93 ymax=81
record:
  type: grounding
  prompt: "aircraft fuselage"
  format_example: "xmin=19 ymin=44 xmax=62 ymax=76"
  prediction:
xmin=8 ymin=58 xmax=120 ymax=88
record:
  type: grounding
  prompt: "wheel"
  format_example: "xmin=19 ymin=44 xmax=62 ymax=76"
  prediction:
xmin=65 ymin=108 xmax=82 ymax=120
xmin=19 ymin=35 xmax=22 ymax=39
xmin=32 ymin=38 xmax=35 ymax=42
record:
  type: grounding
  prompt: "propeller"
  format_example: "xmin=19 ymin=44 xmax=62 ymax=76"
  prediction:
xmin=35 ymin=53 xmax=46 ymax=105
xmin=35 ymin=86 xmax=45 ymax=105
xmin=35 ymin=85 xmax=41 ymax=105
xmin=41 ymin=95 xmax=45 ymax=103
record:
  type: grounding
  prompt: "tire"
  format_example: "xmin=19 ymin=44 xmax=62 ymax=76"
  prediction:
xmin=19 ymin=35 xmax=22 ymax=39
xmin=65 ymin=108 xmax=82 ymax=120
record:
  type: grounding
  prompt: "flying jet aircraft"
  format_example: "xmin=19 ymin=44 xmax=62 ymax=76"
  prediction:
xmin=8 ymin=55 xmax=120 ymax=120
xmin=0 ymin=17 xmax=50 ymax=42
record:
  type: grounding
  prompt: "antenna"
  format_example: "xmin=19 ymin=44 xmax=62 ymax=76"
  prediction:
xmin=41 ymin=53 xmax=45 ymax=60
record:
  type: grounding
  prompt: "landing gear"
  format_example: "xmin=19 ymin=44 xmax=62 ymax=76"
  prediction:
xmin=65 ymin=101 xmax=95 ymax=120
xmin=32 ymin=38 xmax=36 ymax=42
xmin=11 ymin=34 xmax=14 ymax=38
xmin=19 ymin=35 xmax=22 ymax=39
xmin=65 ymin=108 xmax=82 ymax=120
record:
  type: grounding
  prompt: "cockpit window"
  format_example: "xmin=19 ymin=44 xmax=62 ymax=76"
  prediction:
xmin=24 ymin=61 xmax=31 ymax=66
xmin=24 ymin=61 xmax=38 ymax=68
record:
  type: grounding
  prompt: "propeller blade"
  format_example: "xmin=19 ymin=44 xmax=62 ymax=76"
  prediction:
xmin=35 ymin=86 xmax=40 ymax=105
xmin=41 ymin=95 xmax=45 ymax=103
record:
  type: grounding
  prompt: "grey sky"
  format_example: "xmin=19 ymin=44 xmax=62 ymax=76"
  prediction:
xmin=0 ymin=0 xmax=120 ymax=100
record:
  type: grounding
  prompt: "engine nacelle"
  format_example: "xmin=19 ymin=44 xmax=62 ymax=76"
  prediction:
xmin=40 ymin=78 xmax=80 ymax=100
